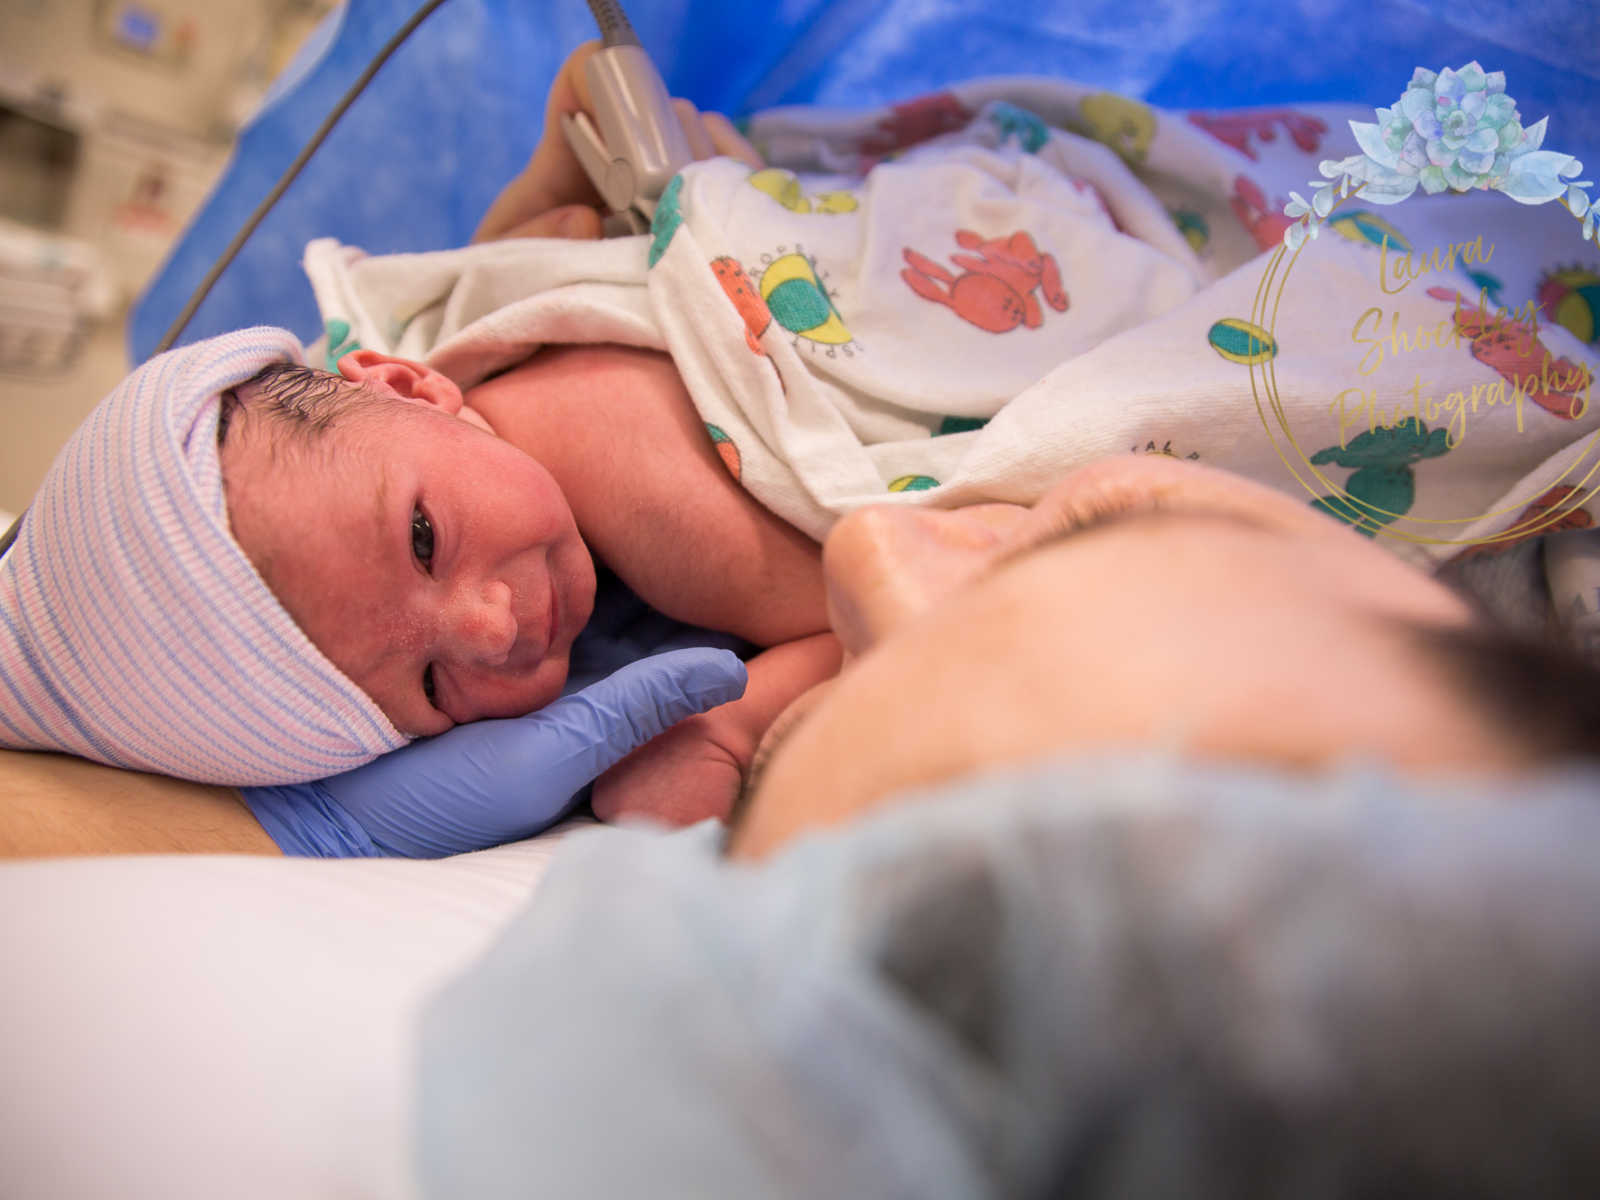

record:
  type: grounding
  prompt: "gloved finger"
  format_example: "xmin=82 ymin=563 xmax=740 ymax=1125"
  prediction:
xmin=316 ymin=648 xmax=748 ymax=858
xmin=369 ymin=646 xmax=747 ymax=804
xmin=241 ymin=782 xmax=383 ymax=858
xmin=521 ymin=647 xmax=748 ymax=781
xmin=673 ymin=98 xmax=718 ymax=161
xmin=702 ymin=111 xmax=765 ymax=168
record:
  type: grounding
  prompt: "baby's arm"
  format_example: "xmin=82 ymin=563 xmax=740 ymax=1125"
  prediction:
xmin=469 ymin=344 xmax=827 ymax=646
xmin=591 ymin=632 xmax=842 ymax=826
xmin=471 ymin=346 xmax=838 ymax=825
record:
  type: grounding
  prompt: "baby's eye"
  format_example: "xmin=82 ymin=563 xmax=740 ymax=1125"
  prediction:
xmin=422 ymin=664 xmax=438 ymax=707
xmin=411 ymin=506 xmax=435 ymax=569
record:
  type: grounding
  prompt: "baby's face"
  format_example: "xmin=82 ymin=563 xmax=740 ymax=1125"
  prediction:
xmin=222 ymin=382 xmax=595 ymax=736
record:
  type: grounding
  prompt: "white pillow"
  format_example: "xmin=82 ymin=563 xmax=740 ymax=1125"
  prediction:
xmin=0 ymin=824 xmax=589 ymax=1199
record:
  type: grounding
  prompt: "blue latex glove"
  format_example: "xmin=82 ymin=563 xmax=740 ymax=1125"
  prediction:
xmin=242 ymin=647 xmax=747 ymax=858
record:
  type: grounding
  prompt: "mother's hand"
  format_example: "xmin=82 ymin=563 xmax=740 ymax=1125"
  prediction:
xmin=473 ymin=41 xmax=764 ymax=243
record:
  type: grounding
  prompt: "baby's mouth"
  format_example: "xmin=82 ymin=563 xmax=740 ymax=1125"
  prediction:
xmin=543 ymin=581 xmax=559 ymax=660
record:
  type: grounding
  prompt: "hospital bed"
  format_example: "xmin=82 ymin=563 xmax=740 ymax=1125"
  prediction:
xmin=6 ymin=0 xmax=1600 ymax=1194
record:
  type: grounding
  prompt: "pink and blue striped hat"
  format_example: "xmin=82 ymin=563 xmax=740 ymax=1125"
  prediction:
xmin=0 ymin=327 xmax=407 ymax=785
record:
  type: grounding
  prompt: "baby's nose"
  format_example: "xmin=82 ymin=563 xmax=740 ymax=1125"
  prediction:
xmin=822 ymin=503 xmax=1028 ymax=656
xmin=440 ymin=579 xmax=517 ymax=664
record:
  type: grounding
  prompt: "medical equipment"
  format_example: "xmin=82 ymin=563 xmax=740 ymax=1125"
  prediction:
xmin=0 ymin=0 xmax=683 ymax=562
xmin=558 ymin=0 xmax=693 ymax=234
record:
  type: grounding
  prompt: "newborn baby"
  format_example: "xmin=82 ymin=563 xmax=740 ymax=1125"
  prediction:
xmin=218 ymin=346 xmax=841 ymax=823
xmin=0 ymin=324 xmax=837 ymax=831
xmin=0 ymin=45 xmax=841 ymax=830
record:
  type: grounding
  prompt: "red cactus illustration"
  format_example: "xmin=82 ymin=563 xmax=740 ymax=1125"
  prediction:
xmin=711 ymin=256 xmax=771 ymax=355
xmin=860 ymin=92 xmax=974 ymax=159
xmin=1428 ymin=288 xmax=1593 ymax=420
xmin=1230 ymin=175 xmax=1295 ymax=253
xmin=901 ymin=229 xmax=1069 ymax=333
xmin=1452 ymin=484 xmax=1594 ymax=560
xmin=1188 ymin=110 xmax=1328 ymax=160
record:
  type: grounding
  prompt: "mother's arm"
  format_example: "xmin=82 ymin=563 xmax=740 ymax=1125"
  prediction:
xmin=0 ymin=750 xmax=279 ymax=857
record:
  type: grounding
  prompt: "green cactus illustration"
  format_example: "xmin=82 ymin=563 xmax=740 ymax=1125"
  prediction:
xmin=323 ymin=318 xmax=360 ymax=370
xmin=1308 ymin=417 xmax=1450 ymax=536
xmin=989 ymin=102 xmax=1050 ymax=153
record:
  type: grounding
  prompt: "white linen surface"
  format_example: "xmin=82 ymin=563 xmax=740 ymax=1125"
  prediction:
xmin=0 ymin=824 xmax=585 ymax=1200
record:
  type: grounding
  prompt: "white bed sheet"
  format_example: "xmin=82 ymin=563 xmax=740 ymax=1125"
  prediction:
xmin=0 ymin=822 xmax=589 ymax=1199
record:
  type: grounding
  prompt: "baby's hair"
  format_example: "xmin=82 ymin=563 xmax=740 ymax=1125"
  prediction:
xmin=218 ymin=362 xmax=384 ymax=448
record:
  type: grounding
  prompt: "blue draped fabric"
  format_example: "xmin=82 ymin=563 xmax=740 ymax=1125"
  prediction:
xmin=129 ymin=0 xmax=1599 ymax=361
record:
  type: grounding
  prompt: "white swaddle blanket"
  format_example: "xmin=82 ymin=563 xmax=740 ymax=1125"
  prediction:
xmin=304 ymin=76 xmax=1600 ymax=622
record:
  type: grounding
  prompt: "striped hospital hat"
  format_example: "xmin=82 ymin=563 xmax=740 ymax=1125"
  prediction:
xmin=0 ymin=327 xmax=408 ymax=785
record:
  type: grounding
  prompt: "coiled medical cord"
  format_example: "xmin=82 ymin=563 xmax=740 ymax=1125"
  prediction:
xmin=154 ymin=0 xmax=455 ymax=359
xmin=585 ymin=0 xmax=639 ymax=46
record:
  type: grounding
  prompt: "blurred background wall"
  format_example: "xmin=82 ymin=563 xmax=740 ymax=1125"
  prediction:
xmin=0 ymin=0 xmax=335 ymax=518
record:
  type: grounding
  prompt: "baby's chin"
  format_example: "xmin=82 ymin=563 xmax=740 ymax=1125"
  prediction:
xmin=483 ymin=651 xmax=575 ymax=723
xmin=394 ymin=653 xmax=577 ymax=736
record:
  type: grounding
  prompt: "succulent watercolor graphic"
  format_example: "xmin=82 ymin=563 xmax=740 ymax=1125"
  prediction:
xmin=1279 ymin=63 xmax=1596 ymax=252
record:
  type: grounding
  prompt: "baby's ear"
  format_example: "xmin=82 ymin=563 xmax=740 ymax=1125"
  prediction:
xmin=336 ymin=349 xmax=466 ymax=416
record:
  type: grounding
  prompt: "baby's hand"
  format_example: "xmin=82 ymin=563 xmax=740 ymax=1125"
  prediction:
xmin=593 ymin=634 xmax=841 ymax=828
xmin=474 ymin=42 xmax=765 ymax=244
xmin=590 ymin=710 xmax=748 ymax=826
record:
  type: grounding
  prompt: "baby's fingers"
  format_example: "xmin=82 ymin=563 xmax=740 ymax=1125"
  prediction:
xmin=672 ymin=99 xmax=765 ymax=168
xmin=702 ymin=111 xmax=765 ymax=169
xmin=673 ymin=98 xmax=717 ymax=161
xmin=496 ymin=204 xmax=604 ymax=242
